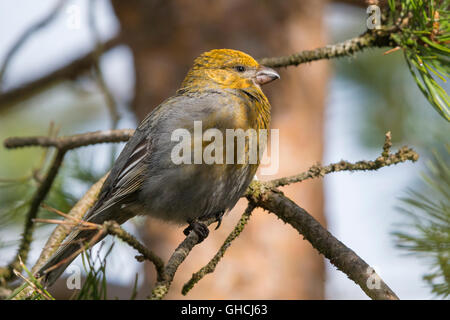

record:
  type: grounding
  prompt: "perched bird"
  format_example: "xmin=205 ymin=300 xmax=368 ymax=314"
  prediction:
xmin=36 ymin=49 xmax=279 ymax=286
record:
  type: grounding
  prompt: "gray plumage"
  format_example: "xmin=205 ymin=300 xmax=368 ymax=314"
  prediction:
xmin=35 ymin=49 xmax=279 ymax=287
xmin=37 ymin=90 xmax=256 ymax=286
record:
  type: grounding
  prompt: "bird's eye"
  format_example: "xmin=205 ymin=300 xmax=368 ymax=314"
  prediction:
xmin=234 ymin=65 xmax=246 ymax=72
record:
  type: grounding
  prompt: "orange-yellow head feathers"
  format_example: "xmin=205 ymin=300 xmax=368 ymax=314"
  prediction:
xmin=191 ymin=49 xmax=260 ymax=71
xmin=180 ymin=49 xmax=279 ymax=91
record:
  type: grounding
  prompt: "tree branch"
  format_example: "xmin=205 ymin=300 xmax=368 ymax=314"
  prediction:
xmin=102 ymin=221 xmax=165 ymax=280
xmin=258 ymin=29 xmax=395 ymax=68
xmin=0 ymin=27 xmax=395 ymax=110
xmin=88 ymin=0 xmax=120 ymax=130
xmin=183 ymin=132 xmax=417 ymax=298
xmin=13 ymin=208 xmax=165 ymax=300
xmin=2 ymin=129 xmax=418 ymax=300
xmin=0 ymin=129 xmax=133 ymax=282
xmin=0 ymin=36 xmax=122 ymax=110
xmin=30 ymin=175 xmax=109 ymax=275
xmin=0 ymin=150 xmax=66 ymax=281
xmin=11 ymin=176 xmax=107 ymax=300
xmin=266 ymin=132 xmax=418 ymax=188
xmin=246 ymin=184 xmax=399 ymax=300
xmin=181 ymin=203 xmax=256 ymax=295
xmin=150 ymin=217 xmax=217 ymax=300
xmin=0 ymin=0 xmax=66 ymax=89
xmin=4 ymin=129 xmax=134 ymax=151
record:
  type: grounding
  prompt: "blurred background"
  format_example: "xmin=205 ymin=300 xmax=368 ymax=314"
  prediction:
xmin=0 ymin=0 xmax=448 ymax=299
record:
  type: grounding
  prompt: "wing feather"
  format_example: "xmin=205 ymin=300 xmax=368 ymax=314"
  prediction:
xmin=84 ymin=132 xmax=150 ymax=222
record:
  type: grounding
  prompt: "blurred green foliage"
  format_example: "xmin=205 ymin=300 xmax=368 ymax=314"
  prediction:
xmin=76 ymin=243 xmax=114 ymax=300
xmin=7 ymin=258 xmax=55 ymax=300
xmin=388 ymin=0 xmax=449 ymax=121
xmin=332 ymin=0 xmax=449 ymax=150
xmin=393 ymin=147 xmax=450 ymax=298
xmin=0 ymin=85 xmax=108 ymax=252
xmin=334 ymin=47 xmax=448 ymax=150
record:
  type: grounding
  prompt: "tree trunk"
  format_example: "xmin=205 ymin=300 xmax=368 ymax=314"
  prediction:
xmin=111 ymin=0 xmax=329 ymax=299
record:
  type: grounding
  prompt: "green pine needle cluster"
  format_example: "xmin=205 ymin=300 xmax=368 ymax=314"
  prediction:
xmin=74 ymin=242 xmax=140 ymax=300
xmin=388 ymin=0 xmax=450 ymax=120
xmin=75 ymin=242 xmax=114 ymax=300
xmin=393 ymin=146 xmax=450 ymax=298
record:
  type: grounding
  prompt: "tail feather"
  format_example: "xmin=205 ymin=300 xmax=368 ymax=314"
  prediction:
xmin=36 ymin=229 xmax=105 ymax=288
xmin=36 ymin=200 xmax=128 ymax=287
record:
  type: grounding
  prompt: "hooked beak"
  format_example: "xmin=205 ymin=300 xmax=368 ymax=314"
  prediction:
xmin=255 ymin=66 xmax=280 ymax=85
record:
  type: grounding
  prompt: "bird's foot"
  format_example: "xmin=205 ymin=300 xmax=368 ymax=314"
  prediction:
xmin=198 ymin=210 xmax=225 ymax=230
xmin=183 ymin=220 xmax=209 ymax=243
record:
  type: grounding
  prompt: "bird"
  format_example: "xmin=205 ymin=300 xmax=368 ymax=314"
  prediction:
xmin=36 ymin=48 xmax=280 ymax=287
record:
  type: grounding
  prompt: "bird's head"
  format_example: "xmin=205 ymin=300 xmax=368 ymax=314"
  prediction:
xmin=180 ymin=49 xmax=279 ymax=92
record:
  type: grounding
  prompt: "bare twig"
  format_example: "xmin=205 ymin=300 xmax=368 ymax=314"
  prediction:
xmin=266 ymin=132 xmax=418 ymax=188
xmin=30 ymin=176 xmax=108 ymax=275
xmin=4 ymin=129 xmax=134 ymax=150
xmin=0 ymin=150 xmax=66 ymax=281
xmin=0 ymin=129 xmax=133 ymax=282
xmin=41 ymin=229 xmax=104 ymax=275
xmin=12 ymin=270 xmax=53 ymax=300
xmin=259 ymin=29 xmax=395 ymax=68
xmin=150 ymin=217 xmax=217 ymax=300
xmin=15 ymin=213 xmax=164 ymax=299
xmin=88 ymin=0 xmax=120 ymax=129
xmin=0 ymin=36 xmax=121 ymax=109
xmin=182 ymin=203 xmax=256 ymax=295
xmin=102 ymin=221 xmax=165 ymax=280
xmin=34 ymin=218 xmax=163 ymax=282
xmin=0 ymin=0 xmax=66 ymax=89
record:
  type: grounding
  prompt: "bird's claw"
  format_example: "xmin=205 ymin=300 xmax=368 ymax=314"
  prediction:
xmin=213 ymin=210 xmax=225 ymax=230
xmin=214 ymin=216 xmax=222 ymax=230
xmin=183 ymin=221 xmax=209 ymax=243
